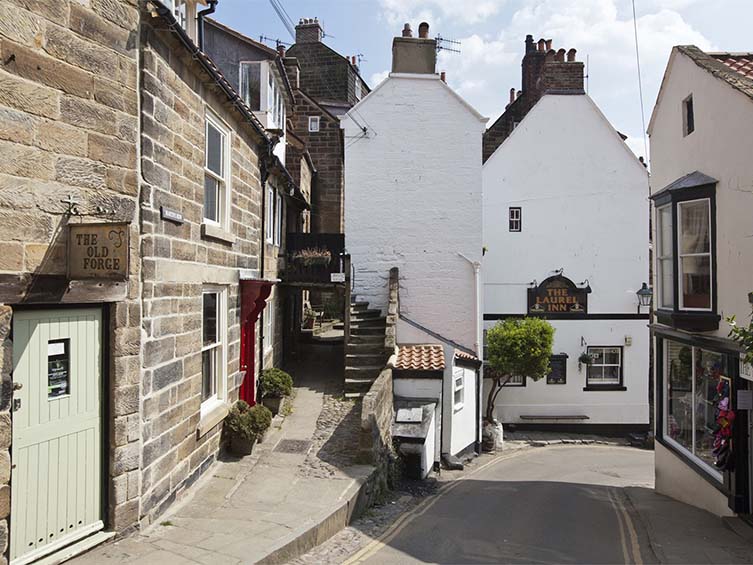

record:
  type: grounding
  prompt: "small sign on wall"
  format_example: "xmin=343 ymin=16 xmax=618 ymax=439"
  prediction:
xmin=68 ymin=223 xmax=129 ymax=281
xmin=330 ymin=272 xmax=346 ymax=283
xmin=741 ymin=360 xmax=753 ymax=382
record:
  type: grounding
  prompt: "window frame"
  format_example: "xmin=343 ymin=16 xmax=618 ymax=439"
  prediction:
xmin=452 ymin=366 xmax=465 ymax=409
xmin=204 ymin=111 xmax=231 ymax=229
xmin=677 ymin=198 xmax=713 ymax=312
xmin=355 ymin=78 xmax=362 ymax=101
xmin=584 ymin=346 xmax=625 ymax=390
xmin=656 ymin=204 xmax=674 ymax=309
xmin=683 ymin=94 xmax=694 ymax=136
xmin=308 ymin=116 xmax=320 ymax=133
xmin=274 ymin=193 xmax=283 ymax=247
xmin=239 ymin=60 xmax=262 ymax=111
xmin=266 ymin=184 xmax=275 ymax=244
xmin=263 ymin=297 xmax=274 ymax=354
xmin=201 ymin=286 xmax=227 ymax=416
xmin=509 ymin=207 xmax=522 ymax=232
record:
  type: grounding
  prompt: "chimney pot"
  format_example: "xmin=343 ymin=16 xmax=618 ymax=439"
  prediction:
xmin=418 ymin=22 xmax=430 ymax=39
xmin=567 ymin=48 xmax=577 ymax=62
xmin=516 ymin=90 xmax=522 ymax=98
xmin=556 ymin=48 xmax=566 ymax=62
xmin=509 ymin=87 xmax=515 ymax=104
xmin=402 ymin=23 xmax=413 ymax=37
xmin=440 ymin=71 xmax=446 ymax=82
xmin=545 ymin=39 xmax=552 ymax=51
xmin=546 ymin=49 xmax=556 ymax=62
xmin=537 ymin=38 xmax=546 ymax=52
xmin=277 ymin=44 xmax=286 ymax=57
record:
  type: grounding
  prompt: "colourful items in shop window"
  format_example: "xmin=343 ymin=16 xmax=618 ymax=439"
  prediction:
xmin=713 ymin=376 xmax=734 ymax=470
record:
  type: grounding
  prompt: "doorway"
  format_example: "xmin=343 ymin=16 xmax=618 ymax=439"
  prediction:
xmin=10 ymin=308 xmax=104 ymax=564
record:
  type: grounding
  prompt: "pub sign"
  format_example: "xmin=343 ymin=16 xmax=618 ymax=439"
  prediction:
xmin=68 ymin=223 xmax=129 ymax=281
xmin=528 ymin=275 xmax=590 ymax=316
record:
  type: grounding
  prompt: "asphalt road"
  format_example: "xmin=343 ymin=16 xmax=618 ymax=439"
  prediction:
xmin=349 ymin=446 xmax=656 ymax=564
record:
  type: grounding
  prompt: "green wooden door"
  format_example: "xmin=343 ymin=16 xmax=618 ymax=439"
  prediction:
xmin=10 ymin=309 xmax=104 ymax=564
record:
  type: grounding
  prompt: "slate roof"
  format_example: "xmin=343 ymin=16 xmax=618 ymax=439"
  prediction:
xmin=677 ymin=46 xmax=753 ymax=102
xmin=651 ymin=170 xmax=718 ymax=200
xmin=396 ymin=345 xmax=445 ymax=372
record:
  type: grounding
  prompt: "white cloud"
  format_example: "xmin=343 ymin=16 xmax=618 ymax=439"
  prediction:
xmin=370 ymin=70 xmax=390 ymax=87
xmin=379 ymin=0 xmax=506 ymax=27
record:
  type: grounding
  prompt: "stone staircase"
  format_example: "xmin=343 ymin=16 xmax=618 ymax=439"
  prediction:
xmin=344 ymin=300 xmax=390 ymax=398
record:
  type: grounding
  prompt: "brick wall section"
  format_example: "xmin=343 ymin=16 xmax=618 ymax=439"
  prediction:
xmin=0 ymin=0 xmax=142 ymax=551
xmin=138 ymin=20 xmax=268 ymax=525
xmin=288 ymin=92 xmax=343 ymax=233
xmin=483 ymin=39 xmax=584 ymax=163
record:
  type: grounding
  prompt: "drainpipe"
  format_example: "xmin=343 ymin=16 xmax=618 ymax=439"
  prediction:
xmin=197 ymin=0 xmax=218 ymax=51
xmin=457 ymin=252 xmax=481 ymax=356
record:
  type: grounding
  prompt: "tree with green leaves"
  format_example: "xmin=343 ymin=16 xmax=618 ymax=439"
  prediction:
xmin=485 ymin=317 xmax=555 ymax=422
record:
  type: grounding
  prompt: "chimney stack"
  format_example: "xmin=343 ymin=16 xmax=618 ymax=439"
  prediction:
xmin=567 ymin=48 xmax=577 ymax=62
xmin=295 ymin=17 xmax=323 ymax=44
xmin=525 ymin=34 xmax=535 ymax=54
xmin=392 ymin=22 xmax=437 ymax=74
xmin=277 ymin=44 xmax=286 ymax=57
xmin=521 ymin=34 xmax=584 ymax=95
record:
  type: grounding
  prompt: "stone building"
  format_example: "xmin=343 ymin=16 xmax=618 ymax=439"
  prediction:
xmin=287 ymin=18 xmax=369 ymax=234
xmin=0 ymin=1 xmax=301 ymax=562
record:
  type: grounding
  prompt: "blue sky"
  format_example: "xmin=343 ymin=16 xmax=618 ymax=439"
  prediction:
xmin=213 ymin=0 xmax=753 ymax=159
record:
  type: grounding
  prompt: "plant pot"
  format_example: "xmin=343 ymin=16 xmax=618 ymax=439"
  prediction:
xmin=262 ymin=395 xmax=283 ymax=416
xmin=229 ymin=434 xmax=256 ymax=456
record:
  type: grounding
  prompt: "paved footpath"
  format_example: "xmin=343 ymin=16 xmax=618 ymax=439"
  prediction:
xmin=71 ymin=350 xmax=372 ymax=565
xmin=298 ymin=444 xmax=753 ymax=564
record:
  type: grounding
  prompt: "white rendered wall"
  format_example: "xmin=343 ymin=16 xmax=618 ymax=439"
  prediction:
xmin=482 ymin=94 xmax=650 ymax=425
xmin=449 ymin=365 xmax=478 ymax=454
xmin=343 ymin=74 xmax=486 ymax=352
xmin=649 ymin=53 xmax=753 ymax=338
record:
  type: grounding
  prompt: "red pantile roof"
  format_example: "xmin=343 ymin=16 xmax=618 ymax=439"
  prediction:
xmin=710 ymin=53 xmax=753 ymax=81
xmin=454 ymin=350 xmax=479 ymax=363
xmin=396 ymin=345 xmax=445 ymax=372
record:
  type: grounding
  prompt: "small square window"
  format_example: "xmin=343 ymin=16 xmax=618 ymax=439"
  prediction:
xmin=308 ymin=116 xmax=320 ymax=132
xmin=586 ymin=346 xmax=623 ymax=387
xmin=683 ymin=94 xmax=694 ymax=136
xmin=453 ymin=367 xmax=465 ymax=408
xmin=509 ymin=207 xmax=521 ymax=232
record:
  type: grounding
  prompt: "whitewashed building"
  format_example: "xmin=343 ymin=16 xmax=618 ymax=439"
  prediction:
xmin=649 ymin=45 xmax=753 ymax=518
xmin=342 ymin=23 xmax=487 ymax=463
xmin=482 ymin=37 xmax=651 ymax=432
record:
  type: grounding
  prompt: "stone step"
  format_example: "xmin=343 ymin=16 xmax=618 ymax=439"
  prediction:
xmin=345 ymin=353 xmax=388 ymax=367
xmin=345 ymin=365 xmax=384 ymax=380
xmin=351 ymin=326 xmax=386 ymax=336
xmin=350 ymin=308 xmax=381 ymax=319
xmin=350 ymin=317 xmax=386 ymax=327
xmin=345 ymin=391 xmax=367 ymax=399
xmin=348 ymin=334 xmax=385 ymax=345
xmin=346 ymin=343 xmax=387 ymax=354
xmin=345 ymin=376 xmax=377 ymax=392
xmin=351 ymin=301 xmax=369 ymax=311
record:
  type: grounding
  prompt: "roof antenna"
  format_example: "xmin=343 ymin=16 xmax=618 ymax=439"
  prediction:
xmin=585 ymin=54 xmax=590 ymax=94
xmin=435 ymin=34 xmax=461 ymax=54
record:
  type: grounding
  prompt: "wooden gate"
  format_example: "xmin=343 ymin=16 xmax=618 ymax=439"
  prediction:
xmin=10 ymin=308 xmax=104 ymax=564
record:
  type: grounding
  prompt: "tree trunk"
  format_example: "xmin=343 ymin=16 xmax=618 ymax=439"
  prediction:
xmin=485 ymin=375 xmax=514 ymax=422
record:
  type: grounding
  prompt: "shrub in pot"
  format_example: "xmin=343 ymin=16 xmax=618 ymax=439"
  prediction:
xmin=260 ymin=368 xmax=293 ymax=415
xmin=225 ymin=401 xmax=272 ymax=455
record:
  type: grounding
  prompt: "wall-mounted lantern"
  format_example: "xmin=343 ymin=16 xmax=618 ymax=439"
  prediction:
xmin=636 ymin=282 xmax=653 ymax=313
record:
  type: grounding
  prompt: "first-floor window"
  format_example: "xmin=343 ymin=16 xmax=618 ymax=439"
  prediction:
xmin=308 ymin=116 xmax=320 ymax=132
xmin=266 ymin=185 xmax=275 ymax=243
xmin=202 ymin=287 xmax=226 ymax=406
xmin=509 ymin=207 xmax=521 ymax=232
xmin=506 ymin=374 xmax=525 ymax=386
xmin=453 ymin=367 xmax=465 ymax=408
xmin=586 ymin=346 xmax=622 ymax=386
xmin=678 ymin=198 xmax=712 ymax=310
xmin=664 ymin=339 xmax=725 ymax=480
xmin=275 ymin=193 xmax=283 ymax=246
xmin=204 ymin=113 xmax=231 ymax=227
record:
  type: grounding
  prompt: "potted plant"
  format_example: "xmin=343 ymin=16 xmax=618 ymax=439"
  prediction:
xmin=225 ymin=401 xmax=272 ymax=456
xmin=291 ymin=247 xmax=332 ymax=268
xmin=578 ymin=351 xmax=593 ymax=372
xmin=259 ymin=368 xmax=294 ymax=415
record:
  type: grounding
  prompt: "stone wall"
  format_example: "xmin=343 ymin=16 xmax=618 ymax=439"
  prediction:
xmin=359 ymin=363 xmax=398 ymax=500
xmin=0 ymin=0 xmax=142 ymax=553
xmin=138 ymin=19 xmax=268 ymax=526
xmin=384 ymin=267 xmax=399 ymax=352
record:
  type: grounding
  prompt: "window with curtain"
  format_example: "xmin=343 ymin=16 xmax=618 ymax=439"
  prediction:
xmin=678 ymin=199 xmax=711 ymax=310
xmin=239 ymin=61 xmax=261 ymax=111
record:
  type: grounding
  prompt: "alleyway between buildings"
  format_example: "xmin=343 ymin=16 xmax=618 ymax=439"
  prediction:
xmin=70 ymin=345 xmax=372 ymax=565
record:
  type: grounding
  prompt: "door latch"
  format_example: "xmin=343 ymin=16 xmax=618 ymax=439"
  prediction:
xmin=12 ymin=382 xmax=22 ymax=391
xmin=12 ymin=398 xmax=20 ymax=412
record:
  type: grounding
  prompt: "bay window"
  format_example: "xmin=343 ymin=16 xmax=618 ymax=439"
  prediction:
xmin=651 ymin=173 xmax=717 ymax=331
xmin=240 ymin=61 xmax=262 ymax=111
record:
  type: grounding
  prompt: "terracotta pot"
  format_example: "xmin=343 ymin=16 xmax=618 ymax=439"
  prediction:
xmin=229 ymin=434 xmax=256 ymax=456
xmin=262 ymin=395 xmax=283 ymax=416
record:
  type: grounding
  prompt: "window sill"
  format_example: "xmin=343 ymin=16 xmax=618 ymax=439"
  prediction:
xmin=656 ymin=308 xmax=720 ymax=332
xmin=583 ymin=385 xmax=627 ymax=392
xmin=202 ymin=222 xmax=236 ymax=245
xmin=656 ymin=435 xmax=726 ymax=494
xmin=197 ymin=400 xmax=230 ymax=438
xmin=454 ymin=402 xmax=464 ymax=412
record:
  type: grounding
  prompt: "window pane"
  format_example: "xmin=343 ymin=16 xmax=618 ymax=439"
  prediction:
xmin=658 ymin=206 xmax=673 ymax=257
xmin=680 ymin=200 xmax=709 ymax=254
xmin=603 ymin=348 xmax=621 ymax=365
xmin=694 ymin=349 xmax=723 ymax=468
xmin=666 ymin=341 xmax=693 ymax=453
xmin=590 ymin=348 xmax=604 ymax=365
xmin=202 ymin=348 xmax=216 ymax=401
xmin=602 ymin=366 xmax=620 ymax=383
xmin=240 ymin=62 xmax=261 ymax=111
xmin=659 ymin=258 xmax=674 ymax=308
xmin=203 ymin=292 xmax=218 ymax=346
xmin=681 ymin=256 xmax=711 ymax=309
xmin=206 ymin=122 xmax=223 ymax=176
xmin=204 ymin=175 xmax=219 ymax=222
xmin=586 ymin=365 xmax=602 ymax=382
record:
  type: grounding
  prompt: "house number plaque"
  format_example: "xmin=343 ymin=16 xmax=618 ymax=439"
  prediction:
xmin=68 ymin=223 xmax=129 ymax=281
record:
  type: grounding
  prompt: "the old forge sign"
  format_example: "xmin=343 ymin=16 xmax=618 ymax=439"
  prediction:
xmin=528 ymin=275 xmax=591 ymax=315
xmin=68 ymin=223 xmax=129 ymax=281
